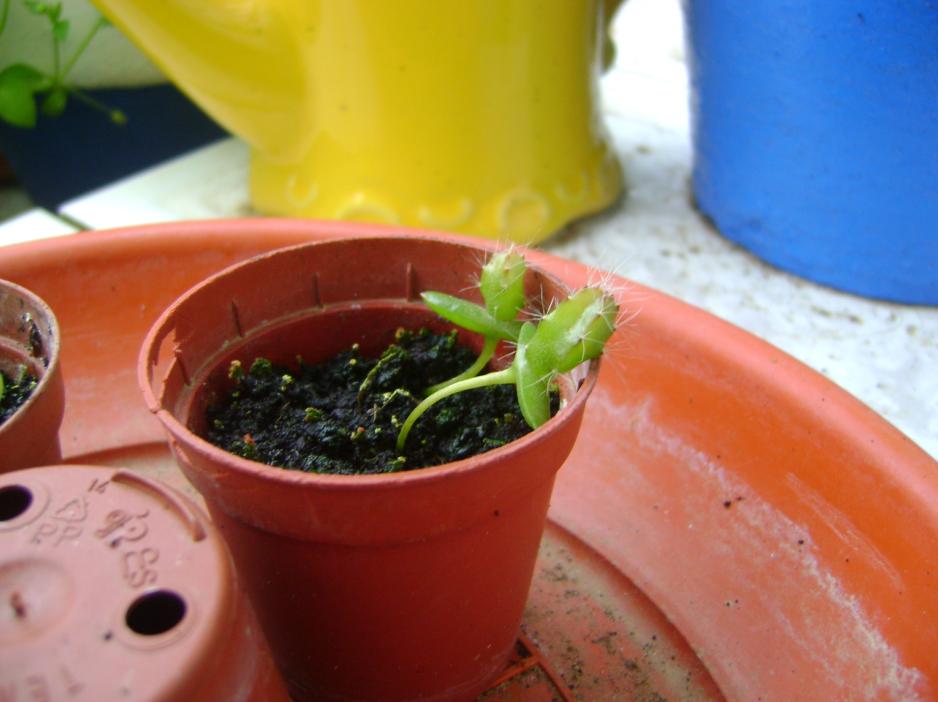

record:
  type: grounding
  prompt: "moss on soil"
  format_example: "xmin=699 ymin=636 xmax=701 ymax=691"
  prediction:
xmin=205 ymin=328 xmax=557 ymax=475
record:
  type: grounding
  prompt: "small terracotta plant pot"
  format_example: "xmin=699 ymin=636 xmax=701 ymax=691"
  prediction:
xmin=0 ymin=464 xmax=290 ymax=701
xmin=138 ymin=235 xmax=600 ymax=702
xmin=0 ymin=279 xmax=64 ymax=472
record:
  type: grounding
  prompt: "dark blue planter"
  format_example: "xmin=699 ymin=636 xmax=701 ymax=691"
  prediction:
xmin=0 ymin=83 xmax=226 ymax=209
xmin=684 ymin=0 xmax=938 ymax=304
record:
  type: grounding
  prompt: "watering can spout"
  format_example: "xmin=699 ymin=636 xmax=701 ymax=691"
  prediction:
xmin=92 ymin=0 xmax=305 ymax=160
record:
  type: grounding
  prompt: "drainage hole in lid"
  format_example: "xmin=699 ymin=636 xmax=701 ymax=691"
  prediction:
xmin=125 ymin=590 xmax=187 ymax=636
xmin=0 ymin=486 xmax=32 ymax=521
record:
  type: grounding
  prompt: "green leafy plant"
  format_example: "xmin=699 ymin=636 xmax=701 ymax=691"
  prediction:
xmin=396 ymin=252 xmax=619 ymax=451
xmin=0 ymin=0 xmax=125 ymax=127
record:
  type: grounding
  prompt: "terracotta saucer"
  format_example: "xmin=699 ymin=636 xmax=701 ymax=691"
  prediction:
xmin=1 ymin=219 xmax=935 ymax=701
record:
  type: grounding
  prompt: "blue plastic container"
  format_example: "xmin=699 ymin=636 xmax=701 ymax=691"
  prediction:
xmin=683 ymin=0 xmax=938 ymax=304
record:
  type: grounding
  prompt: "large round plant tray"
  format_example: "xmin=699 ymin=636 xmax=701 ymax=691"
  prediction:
xmin=0 ymin=220 xmax=934 ymax=701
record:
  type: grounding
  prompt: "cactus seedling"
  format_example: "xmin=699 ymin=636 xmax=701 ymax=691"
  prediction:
xmin=421 ymin=249 xmax=527 ymax=394
xmin=397 ymin=255 xmax=618 ymax=451
xmin=206 ymin=249 xmax=620 ymax=473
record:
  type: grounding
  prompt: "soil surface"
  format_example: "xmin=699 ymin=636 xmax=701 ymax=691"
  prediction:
xmin=0 ymin=367 xmax=38 ymax=426
xmin=205 ymin=328 xmax=556 ymax=474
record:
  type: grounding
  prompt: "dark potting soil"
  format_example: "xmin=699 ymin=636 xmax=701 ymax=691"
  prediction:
xmin=0 ymin=367 xmax=38 ymax=426
xmin=205 ymin=328 xmax=558 ymax=474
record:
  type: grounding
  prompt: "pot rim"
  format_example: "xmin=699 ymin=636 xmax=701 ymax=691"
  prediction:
xmin=138 ymin=233 xmax=601 ymax=492
xmin=0 ymin=277 xmax=61 ymax=435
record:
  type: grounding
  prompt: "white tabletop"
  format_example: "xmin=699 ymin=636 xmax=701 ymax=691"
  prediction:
xmin=2 ymin=0 xmax=936 ymax=460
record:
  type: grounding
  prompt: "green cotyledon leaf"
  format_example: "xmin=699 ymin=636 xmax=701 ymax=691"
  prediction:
xmin=421 ymin=291 xmax=522 ymax=341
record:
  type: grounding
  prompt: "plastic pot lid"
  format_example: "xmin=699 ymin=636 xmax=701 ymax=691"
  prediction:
xmin=0 ymin=465 xmax=288 ymax=702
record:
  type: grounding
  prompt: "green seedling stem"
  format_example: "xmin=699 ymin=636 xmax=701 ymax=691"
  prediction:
xmin=396 ymin=367 xmax=516 ymax=451
xmin=423 ymin=335 xmax=498 ymax=396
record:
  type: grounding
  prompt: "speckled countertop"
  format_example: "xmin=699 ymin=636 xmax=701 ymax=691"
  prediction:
xmin=1 ymin=0 xmax=935 ymax=459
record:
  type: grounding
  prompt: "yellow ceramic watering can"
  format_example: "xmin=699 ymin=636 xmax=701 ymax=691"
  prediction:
xmin=92 ymin=0 xmax=625 ymax=243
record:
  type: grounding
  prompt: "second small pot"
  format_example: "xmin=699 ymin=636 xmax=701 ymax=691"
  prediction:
xmin=138 ymin=233 xmax=599 ymax=702
xmin=0 ymin=278 xmax=64 ymax=473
